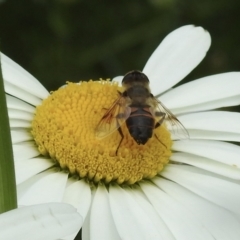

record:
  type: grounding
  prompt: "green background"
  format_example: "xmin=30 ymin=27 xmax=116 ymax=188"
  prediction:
xmin=1 ymin=0 xmax=239 ymax=239
xmin=1 ymin=0 xmax=240 ymax=92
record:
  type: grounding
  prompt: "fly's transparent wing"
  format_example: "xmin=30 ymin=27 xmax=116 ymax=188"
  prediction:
xmin=153 ymin=97 xmax=189 ymax=139
xmin=95 ymin=95 xmax=131 ymax=139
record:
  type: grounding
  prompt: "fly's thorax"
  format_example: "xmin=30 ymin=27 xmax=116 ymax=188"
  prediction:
xmin=125 ymin=85 xmax=151 ymax=106
xmin=123 ymin=80 xmax=151 ymax=91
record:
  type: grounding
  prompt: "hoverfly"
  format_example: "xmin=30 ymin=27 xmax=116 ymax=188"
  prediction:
xmin=95 ymin=70 xmax=188 ymax=154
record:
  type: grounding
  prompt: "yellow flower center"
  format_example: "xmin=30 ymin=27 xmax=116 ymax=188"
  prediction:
xmin=32 ymin=80 xmax=172 ymax=185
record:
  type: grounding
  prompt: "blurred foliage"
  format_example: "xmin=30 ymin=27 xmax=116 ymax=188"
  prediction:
xmin=1 ymin=0 xmax=240 ymax=238
xmin=1 ymin=0 xmax=240 ymax=92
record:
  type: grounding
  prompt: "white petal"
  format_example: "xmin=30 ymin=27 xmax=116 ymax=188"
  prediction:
xmin=165 ymin=165 xmax=240 ymax=185
xmin=15 ymin=157 xmax=55 ymax=184
xmin=172 ymin=139 xmax=240 ymax=168
xmin=82 ymin=209 xmax=91 ymax=240
xmin=10 ymin=119 xmax=31 ymax=128
xmin=11 ymin=130 xmax=33 ymax=144
xmin=143 ymin=25 xmax=211 ymax=95
xmin=160 ymin=72 xmax=240 ymax=113
xmin=1 ymin=52 xmax=49 ymax=99
xmin=63 ymin=178 xmax=91 ymax=221
xmin=171 ymin=95 xmax=240 ymax=115
xmin=140 ymin=181 xmax=214 ymax=240
xmin=154 ymin=178 xmax=240 ymax=240
xmin=178 ymin=111 xmax=240 ymax=134
xmin=13 ymin=142 xmax=40 ymax=161
xmin=6 ymin=95 xmax=35 ymax=113
xmin=17 ymin=169 xmax=68 ymax=205
xmin=183 ymin=129 xmax=240 ymax=142
xmin=63 ymin=232 xmax=80 ymax=240
xmin=90 ymin=185 xmax=121 ymax=240
xmin=4 ymin=80 xmax=44 ymax=106
xmin=109 ymin=184 xmax=173 ymax=240
xmin=0 ymin=203 xmax=82 ymax=240
xmin=128 ymin=186 xmax=175 ymax=240
xmin=8 ymin=108 xmax=33 ymax=121
xmin=112 ymin=76 xmax=123 ymax=84
xmin=168 ymin=164 xmax=239 ymax=181
xmin=171 ymin=152 xmax=240 ymax=179
xmin=161 ymin=164 xmax=240 ymax=215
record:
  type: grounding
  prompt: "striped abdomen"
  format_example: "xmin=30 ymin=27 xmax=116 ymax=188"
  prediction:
xmin=126 ymin=107 xmax=155 ymax=145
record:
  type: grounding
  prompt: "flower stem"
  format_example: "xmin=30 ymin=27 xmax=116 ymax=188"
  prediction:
xmin=0 ymin=55 xmax=17 ymax=213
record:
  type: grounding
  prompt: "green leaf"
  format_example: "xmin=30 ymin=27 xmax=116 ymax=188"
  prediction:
xmin=0 ymin=54 xmax=17 ymax=213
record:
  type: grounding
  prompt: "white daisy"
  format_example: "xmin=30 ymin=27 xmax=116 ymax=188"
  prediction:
xmin=0 ymin=203 xmax=82 ymax=240
xmin=2 ymin=25 xmax=240 ymax=240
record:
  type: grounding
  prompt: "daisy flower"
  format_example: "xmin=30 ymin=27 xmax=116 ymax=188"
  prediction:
xmin=2 ymin=25 xmax=240 ymax=240
xmin=0 ymin=203 xmax=82 ymax=240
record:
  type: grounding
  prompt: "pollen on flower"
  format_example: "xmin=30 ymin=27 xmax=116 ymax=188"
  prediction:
xmin=32 ymin=80 xmax=172 ymax=185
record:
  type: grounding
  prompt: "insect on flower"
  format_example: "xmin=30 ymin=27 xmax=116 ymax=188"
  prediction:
xmin=95 ymin=70 xmax=188 ymax=154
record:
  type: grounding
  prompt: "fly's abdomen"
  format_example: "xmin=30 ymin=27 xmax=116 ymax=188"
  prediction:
xmin=126 ymin=108 xmax=155 ymax=145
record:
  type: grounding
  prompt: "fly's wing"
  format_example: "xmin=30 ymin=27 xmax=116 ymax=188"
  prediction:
xmin=95 ymin=95 xmax=131 ymax=139
xmin=151 ymin=97 xmax=189 ymax=139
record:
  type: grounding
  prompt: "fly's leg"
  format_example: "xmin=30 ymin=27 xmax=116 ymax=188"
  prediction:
xmin=155 ymin=111 xmax=166 ymax=129
xmin=116 ymin=126 xmax=124 ymax=155
xmin=154 ymin=133 xmax=167 ymax=149
xmin=154 ymin=112 xmax=167 ymax=149
xmin=115 ymin=112 xmax=126 ymax=155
